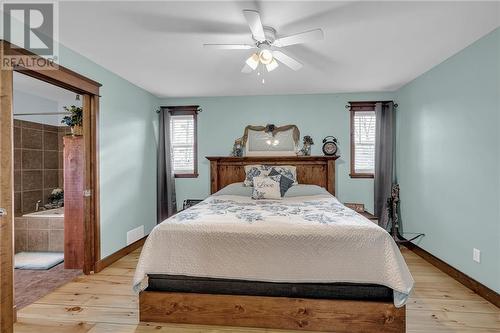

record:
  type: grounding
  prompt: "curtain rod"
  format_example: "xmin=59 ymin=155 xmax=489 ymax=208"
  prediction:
xmin=345 ymin=101 xmax=398 ymax=109
xmin=156 ymin=106 xmax=202 ymax=114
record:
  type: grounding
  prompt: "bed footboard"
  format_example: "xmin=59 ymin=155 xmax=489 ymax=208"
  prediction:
xmin=139 ymin=291 xmax=405 ymax=333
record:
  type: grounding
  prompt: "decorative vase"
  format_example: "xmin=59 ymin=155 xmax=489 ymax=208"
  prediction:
xmin=71 ymin=125 xmax=83 ymax=136
xmin=297 ymin=145 xmax=309 ymax=156
xmin=304 ymin=144 xmax=311 ymax=156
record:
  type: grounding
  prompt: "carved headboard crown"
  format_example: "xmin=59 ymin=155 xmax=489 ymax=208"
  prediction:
xmin=206 ymin=156 xmax=338 ymax=195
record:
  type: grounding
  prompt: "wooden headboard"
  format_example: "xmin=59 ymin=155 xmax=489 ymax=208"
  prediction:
xmin=206 ymin=156 xmax=339 ymax=195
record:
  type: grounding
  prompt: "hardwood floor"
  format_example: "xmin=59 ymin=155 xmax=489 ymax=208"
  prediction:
xmin=13 ymin=247 xmax=499 ymax=333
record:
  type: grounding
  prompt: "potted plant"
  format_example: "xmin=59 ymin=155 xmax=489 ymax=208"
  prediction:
xmin=61 ymin=105 xmax=83 ymax=136
xmin=47 ymin=188 xmax=64 ymax=208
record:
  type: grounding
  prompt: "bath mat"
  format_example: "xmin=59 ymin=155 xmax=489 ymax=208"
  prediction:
xmin=15 ymin=252 xmax=64 ymax=270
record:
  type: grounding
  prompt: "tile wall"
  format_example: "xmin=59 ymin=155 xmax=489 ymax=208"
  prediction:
xmin=14 ymin=216 xmax=64 ymax=253
xmin=13 ymin=119 xmax=70 ymax=216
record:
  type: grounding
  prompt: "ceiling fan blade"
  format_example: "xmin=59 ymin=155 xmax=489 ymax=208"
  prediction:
xmin=273 ymin=29 xmax=324 ymax=47
xmin=241 ymin=63 xmax=253 ymax=73
xmin=203 ymin=44 xmax=254 ymax=50
xmin=243 ymin=10 xmax=266 ymax=41
xmin=272 ymin=51 xmax=303 ymax=71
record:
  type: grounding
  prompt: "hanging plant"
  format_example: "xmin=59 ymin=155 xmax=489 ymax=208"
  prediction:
xmin=61 ymin=105 xmax=83 ymax=135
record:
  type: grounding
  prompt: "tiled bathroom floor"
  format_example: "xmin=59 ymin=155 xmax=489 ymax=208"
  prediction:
xmin=14 ymin=262 xmax=81 ymax=309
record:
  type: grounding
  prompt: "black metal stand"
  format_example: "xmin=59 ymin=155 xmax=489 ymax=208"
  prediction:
xmin=388 ymin=184 xmax=424 ymax=245
xmin=391 ymin=220 xmax=424 ymax=244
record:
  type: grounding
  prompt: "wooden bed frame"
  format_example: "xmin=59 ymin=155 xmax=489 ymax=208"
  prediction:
xmin=139 ymin=156 xmax=406 ymax=332
xmin=207 ymin=156 xmax=338 ymax=195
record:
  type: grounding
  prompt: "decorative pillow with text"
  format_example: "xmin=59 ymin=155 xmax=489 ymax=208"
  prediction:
xmin=252 ymin=175 xmax=282 ymax=200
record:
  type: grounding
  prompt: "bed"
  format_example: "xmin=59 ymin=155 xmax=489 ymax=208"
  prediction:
xmin=134 ymin=156 xmax=413 ymax=332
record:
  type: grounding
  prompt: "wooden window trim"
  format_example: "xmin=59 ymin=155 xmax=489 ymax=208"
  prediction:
xmin=165 ymin=106 xmax=199 ymax=179
xmin=175 ymin=173 xmax=199 ymax=178
xmin=349 ymin=102 xmax=376 ymax=179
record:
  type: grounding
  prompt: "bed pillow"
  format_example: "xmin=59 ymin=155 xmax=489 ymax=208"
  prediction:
xmin=243 ymin=165 xmax=273 ymax=186
xmin=212 ymin=182 xmax=253 ymax=196
xmin=284 ymin=184 xmax=330 ymax=197
xmin=268 ymin=169 xmax=294 ymax=197
xmin=252 ymin=175 xmax=282 ymax=200
xmin=269 ymin=166 xmax=298 ymax=185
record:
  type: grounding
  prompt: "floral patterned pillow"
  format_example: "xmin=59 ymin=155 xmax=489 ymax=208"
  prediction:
xmin=270 ymin=166 xmax=298 ymax=185
xmin=244 ymin=165 xmax=273 ymax=186
xmin=252 ymin=175 xmax=282 ymax=200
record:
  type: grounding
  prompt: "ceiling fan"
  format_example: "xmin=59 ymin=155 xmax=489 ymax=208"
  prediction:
xmin=204 ymin=10 xmax=324 ymax=73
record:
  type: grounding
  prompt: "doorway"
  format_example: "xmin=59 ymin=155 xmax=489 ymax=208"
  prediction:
xmin=0 ymin=40 xmax=101 ymax=332
xmin=12 ymin=71 xmax=86 ymax=309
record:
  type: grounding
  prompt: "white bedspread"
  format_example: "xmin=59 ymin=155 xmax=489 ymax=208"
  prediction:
xmin=133 ymin=194 xmax=414 ymax=307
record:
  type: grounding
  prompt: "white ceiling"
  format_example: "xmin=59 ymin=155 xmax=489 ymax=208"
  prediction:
xmin=58 ymin=1 xmax=500 ymax=98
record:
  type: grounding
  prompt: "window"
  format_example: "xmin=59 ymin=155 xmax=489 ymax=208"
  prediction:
xmin=167 ymin=106 xmax=199 ymax=178
xmin=350 ymin=102 xmax=376 ymax=178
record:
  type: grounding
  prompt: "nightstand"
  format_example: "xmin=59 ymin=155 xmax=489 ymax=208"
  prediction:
xmin=344 ymin=203 xmax=379 ymax=225
xmin=182 ymin=199 xmax=204 ymax=210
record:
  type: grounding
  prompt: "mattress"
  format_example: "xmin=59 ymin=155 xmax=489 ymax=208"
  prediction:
xmin=133 ymin=193 xmax=414 ymax=307
xmin=146 ymin=274 xmax=393 ymax=301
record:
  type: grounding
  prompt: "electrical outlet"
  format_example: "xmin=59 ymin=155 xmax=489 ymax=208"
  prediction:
xmin=473 ymin=248 xmax=481 ymax=263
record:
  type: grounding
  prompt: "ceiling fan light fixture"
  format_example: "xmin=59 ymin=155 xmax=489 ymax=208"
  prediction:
xmin=266 ymin=59 xmax=278 ymax=72
xmin=245 ymin=53 xmax=259 ymax=70
xmin=259 ymin=49 xmax=273 ymax=65
xmin=205 ymin=9 xmax=324 ymax=75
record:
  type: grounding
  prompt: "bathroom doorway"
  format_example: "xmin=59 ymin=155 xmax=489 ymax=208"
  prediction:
xmin=12 ymin=72 xmax=83 ymax=309
xmin=0 ymin=40 xmax=101 ymax=331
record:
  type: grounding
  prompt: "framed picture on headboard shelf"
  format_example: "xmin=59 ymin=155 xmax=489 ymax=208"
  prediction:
xmin=242 ymin=124 xmax=299 ymax=156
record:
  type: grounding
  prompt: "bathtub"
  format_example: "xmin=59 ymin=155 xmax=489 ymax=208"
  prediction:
xmin=23 ymin=207 xmax=64 ymax=218
xmin=15 ymin=207 xmax=64 ymax=253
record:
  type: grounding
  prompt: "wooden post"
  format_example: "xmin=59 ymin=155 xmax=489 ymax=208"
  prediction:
xmin=90 ymin=95 xmax=100 ymax=271
xmin=327 ymin=159 xmax=335 ymax=196
xmin=64 ymin=136 xmax=85 ymax=269
xmin=82 ymin=94 xmax=99 ymax=274
xmin=0 ymin=43 xmax=14 ymax=333
xmin=210 ymin=159 xmax=218 ymax=194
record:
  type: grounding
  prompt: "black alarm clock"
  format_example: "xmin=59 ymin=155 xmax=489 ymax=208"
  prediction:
xmin=322 ymin=136 xmax=338 ymax=156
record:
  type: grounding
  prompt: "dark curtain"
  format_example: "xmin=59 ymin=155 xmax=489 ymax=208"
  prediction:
xmin=157 ymin=109 xmax=176 ymax=223
xmin=374 ymin=102 xmax=394 ymax=230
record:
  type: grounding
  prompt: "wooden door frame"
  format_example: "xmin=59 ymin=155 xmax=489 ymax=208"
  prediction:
xmin=0 ymin=40 xmax=101 ymax=332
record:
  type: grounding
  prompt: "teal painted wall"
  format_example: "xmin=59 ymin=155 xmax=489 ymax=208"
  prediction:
xmin=162 ymin=92 xmax=395 ymax=213
xmin=395 ymin=28 xmax=500 ymax=292
xmin=58 ymin=46 xmax=159 ymax=258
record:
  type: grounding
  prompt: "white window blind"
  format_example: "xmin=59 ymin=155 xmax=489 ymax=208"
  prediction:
xmin=170 ymin=115 xmax=195 ymax=174
xmin=353 ymin=111 xmax=376 ymax=174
